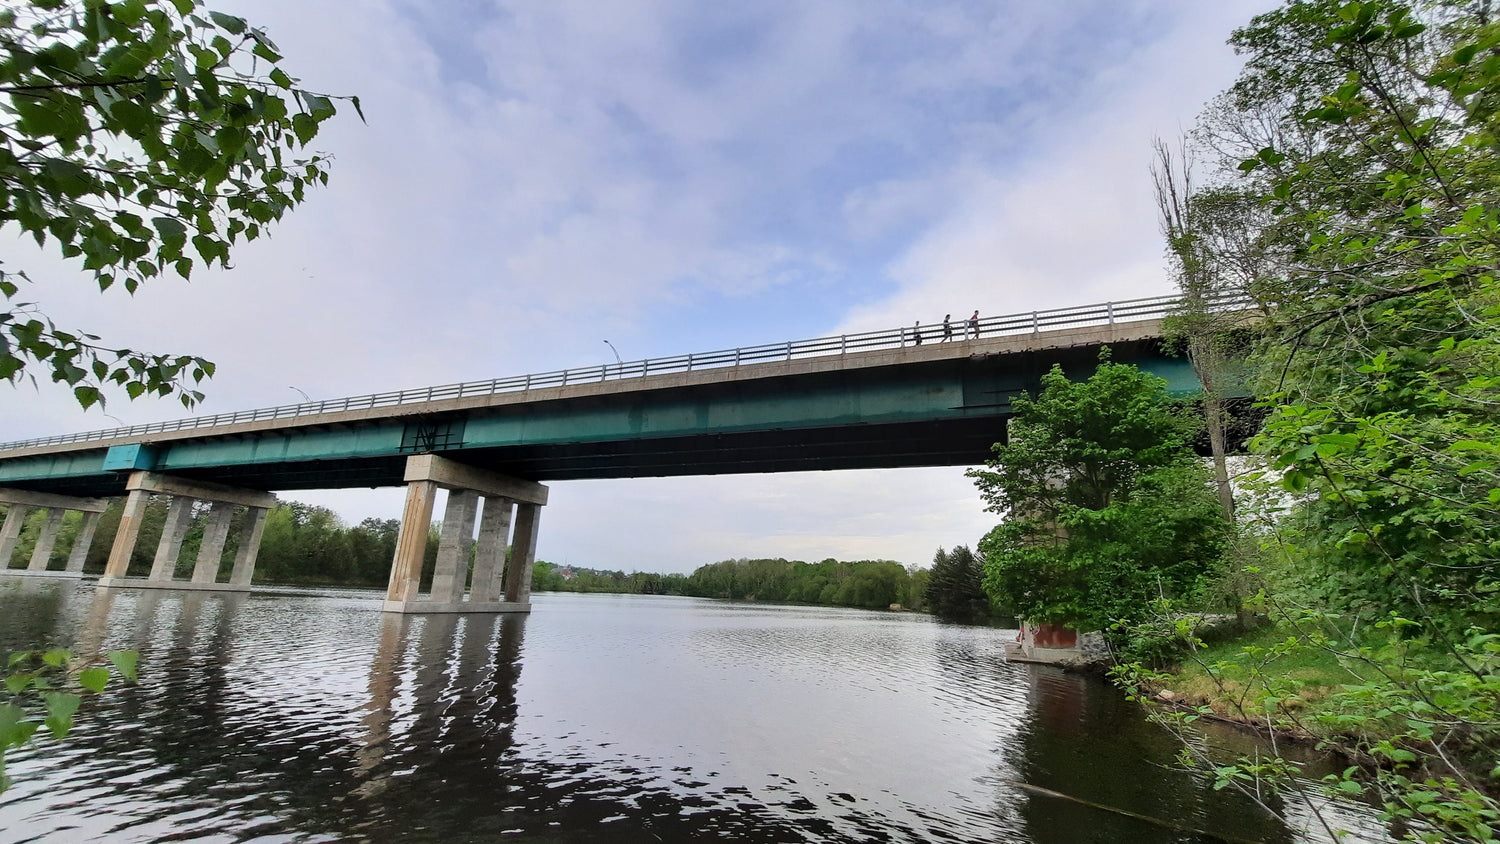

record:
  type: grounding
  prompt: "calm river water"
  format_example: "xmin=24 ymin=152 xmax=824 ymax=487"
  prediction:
xmin=0 ymin=580 xmax=1390 ymax=843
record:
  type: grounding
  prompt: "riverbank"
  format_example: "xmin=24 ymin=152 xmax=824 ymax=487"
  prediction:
xmin=1126 ymin=622 xmax=1361 ymax=747
xmin=1147 ymin=624 xmax=1358 ymax=728
xmin=1126 ymin=615 xmax=1500 ymax=841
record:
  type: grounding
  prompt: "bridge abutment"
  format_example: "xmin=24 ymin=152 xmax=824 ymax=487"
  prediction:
xmin=98 ymin=472 xmax=276 ymax=592
xmin=383 ymin=454 xmax=547 ymax=614
xmin=0 ymin=489 xmax=109 ymax=578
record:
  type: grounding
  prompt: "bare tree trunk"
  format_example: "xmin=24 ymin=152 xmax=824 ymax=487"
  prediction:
xmin=1204 ymin=393 xmax=1235 ymax=522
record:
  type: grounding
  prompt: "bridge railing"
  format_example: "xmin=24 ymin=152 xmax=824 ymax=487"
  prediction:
xmin=0 ymin=292 xmax=1253 ymax=453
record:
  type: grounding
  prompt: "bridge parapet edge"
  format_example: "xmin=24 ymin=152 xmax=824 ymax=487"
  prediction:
xmin=0 ymin=314 xmax=1176 ymax=461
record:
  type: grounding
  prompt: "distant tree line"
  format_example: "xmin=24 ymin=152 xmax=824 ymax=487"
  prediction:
xmin=508 ymin=557 xmax=947 ymax=613
xmin=3 ymin=500 xmax=1009 ymax=621
xmin=673 ymin=557 xmax=929 ymax=610
xmin=0 ymin=499 xmax=437 ymax=588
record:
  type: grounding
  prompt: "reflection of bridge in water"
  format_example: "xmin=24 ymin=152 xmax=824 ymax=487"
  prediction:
xmin=0 ymin=297 xmax=1215 ymax=614
xmin=0 ymin=585 xmax=1362 ymax=842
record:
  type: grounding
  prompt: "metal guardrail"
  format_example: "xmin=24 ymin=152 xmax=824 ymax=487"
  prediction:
xmin=0 ymin=293 xmax=1251 ymax=453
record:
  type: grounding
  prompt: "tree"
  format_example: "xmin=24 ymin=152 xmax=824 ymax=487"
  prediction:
xmin=968 ymin=355 xmax=1229 ymax=634
xmin=925 ymin=545 xmax=991 ymax=623
xmin=1206 ymin=0 xmax=1500 ymax=632
xmin=1151 ymin=136 xmax=1267 ymax=522
xmin=1121 ymin=4 xmax=1500 ymax=838
xmin=1 ymin=0 xmax=356 ymax=408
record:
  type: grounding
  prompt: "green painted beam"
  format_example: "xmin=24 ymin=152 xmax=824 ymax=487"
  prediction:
xmin=0 ymin=342 xmax=1215 ymax=493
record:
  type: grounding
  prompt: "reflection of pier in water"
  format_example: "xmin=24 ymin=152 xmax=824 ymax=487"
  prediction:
xmin=355 ymin=612 xmax=525 ymax=799
xmin=2 ymin=587 xmax=1394 ymax=842
xmin=51 ymin=589 xmax=532 ymax=840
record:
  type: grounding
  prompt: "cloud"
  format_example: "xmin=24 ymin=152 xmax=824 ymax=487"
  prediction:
xmin=3 ymin=1 xmax=1271 ymax=574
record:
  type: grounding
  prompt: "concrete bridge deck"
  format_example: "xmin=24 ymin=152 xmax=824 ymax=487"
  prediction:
xmin=0 ymin=296 xmax=1203 ymax=498
xmin=0 ymin=294 xmax=1238 ymax=611
xmin=0 ymin=318 xmax=1183 ymax=496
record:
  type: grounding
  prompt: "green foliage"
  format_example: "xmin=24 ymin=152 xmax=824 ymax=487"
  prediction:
xmin=1121 ymin=2 xmax=1500 ymax=839
xmin=679 ymin=557 xmax=924 ymax=610
xmin=1221 ymin=0 xmax=1500 ymax=632
xmin=968 ymin=356 xmax=1230 ymax=634
xmin=0 ymin=647 xmax=137 ymax=793
xmin=0 ymin=0 xmax=356 ymax=408
xmin=925 ymin=545 xmax=992 ymax=623
xmin=531 ymin=561 xmax=687 ymax=595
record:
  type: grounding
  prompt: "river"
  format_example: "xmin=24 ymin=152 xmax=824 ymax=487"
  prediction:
xmin=0 ymin=580 xmax=1390 ymax=843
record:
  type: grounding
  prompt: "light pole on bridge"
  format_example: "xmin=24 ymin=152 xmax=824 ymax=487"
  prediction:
xmin=603 ymin=340 xmax=622 ymax=378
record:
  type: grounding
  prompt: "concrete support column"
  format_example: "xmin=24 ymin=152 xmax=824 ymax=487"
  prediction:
xmin=382 ymin=455 xmax=546 ymax=614
xmin=504 ymin=502 xmax=541 ymax=605
xmin=27 ymin=508 xmax=65 ymax=571
xmin=190 ymin=502 xmax=235 ymax=584
xmin=104 ymin=489 xmax=151 ymax=579
xmin=65 ymin=511 xmax=102 ymax=574
xmin=0 ymin=504 xmax=30 ymax=569
xmin=100 ymin=472 xmax=275 ymax=592
xmin=468 ymin=497 xmax=513 ymax=603
xmin=385 ymin=480 xmax=439 ymax=604
xmin=148 ymin=497 xmax=196 ymax=582
xmin=430 ymin=490 xmax=479 ymax=603
xmin=0 ymin=490 xmax=108 ymax=580
xmin=229 ymin=507 xmax=268 ymax=587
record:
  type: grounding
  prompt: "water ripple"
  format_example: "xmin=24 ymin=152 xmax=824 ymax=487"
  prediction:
xmin=0 ymin=583 xmax=1390 ymax=843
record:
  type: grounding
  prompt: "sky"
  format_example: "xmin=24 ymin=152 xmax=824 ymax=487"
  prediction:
xmin=3 ymin=0 xmax=1272 ymax=574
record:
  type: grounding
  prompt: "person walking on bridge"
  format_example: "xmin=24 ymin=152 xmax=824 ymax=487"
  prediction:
xmin=913 ymin=320 xmax=923 ymax=345
xmin=942 ymin=314 xmax=952 ymax=341
xmin=966 ymin=310 xmax=979 ymax=339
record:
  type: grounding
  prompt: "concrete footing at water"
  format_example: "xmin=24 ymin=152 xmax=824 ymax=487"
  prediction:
xmin=1004 ymin=622 xmax=1112 ymax=667
xmin=1 ymin=569 xmax=87 ymax=579
xmin=96 ymin=577 xmax=251 ymax=593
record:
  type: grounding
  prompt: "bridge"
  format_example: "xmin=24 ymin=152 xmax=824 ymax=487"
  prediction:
xmin=0 ymin=295 xmax=1212 ymax=613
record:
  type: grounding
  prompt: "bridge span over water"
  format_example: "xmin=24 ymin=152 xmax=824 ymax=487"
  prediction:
xmin=0 ymin=295 xmax=1203 ymax=613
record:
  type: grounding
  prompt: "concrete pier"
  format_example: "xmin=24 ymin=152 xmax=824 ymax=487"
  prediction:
xmin=429 ymin=489 xmax=479 ymax=602
xmin=383 ymin=454 xmax=547 ymax=614
xmin=468 ymin=496 xmax=513 ymax=603
xmin=97 ymin=471 xmax=275 ymax=593
xmin=147 ymin=497 xmax=195 ymax=582
xmin=27 ymin=508 xmax=65 ymax=571
xmin=190 ymin=502 xmax=235 ymax=584
xmin=0 ymin=489 xmax=109 ymax=579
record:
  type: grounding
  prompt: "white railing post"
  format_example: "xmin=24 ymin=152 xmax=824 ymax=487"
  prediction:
xmin=0 ymin=293 xmax=1249 ymax=454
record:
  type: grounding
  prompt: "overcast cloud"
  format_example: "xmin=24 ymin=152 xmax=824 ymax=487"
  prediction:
xmin=2 ymin=1 xmax=1271 ymax=574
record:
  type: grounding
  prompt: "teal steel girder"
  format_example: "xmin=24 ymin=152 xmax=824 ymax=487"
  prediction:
xmin=0 ymin=341 xmax=1201 ymax=495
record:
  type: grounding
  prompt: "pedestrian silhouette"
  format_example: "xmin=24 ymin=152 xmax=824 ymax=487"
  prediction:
xmin=942 ymin=314 xmax=952 ymax=341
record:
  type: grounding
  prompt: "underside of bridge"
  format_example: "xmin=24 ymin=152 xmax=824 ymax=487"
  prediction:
xmin=1 ymin=336 xmax=1215 ymax=498
xmin=0 ymin=328 xmax=1251 ymax=613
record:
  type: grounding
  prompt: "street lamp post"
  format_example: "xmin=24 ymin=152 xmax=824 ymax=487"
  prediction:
xmin=603 ymin=340 xmax=622 ymax=378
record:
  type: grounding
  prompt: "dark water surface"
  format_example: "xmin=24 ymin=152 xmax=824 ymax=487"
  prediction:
xmin=0 ymin=581 xmax=1388 ymax=843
